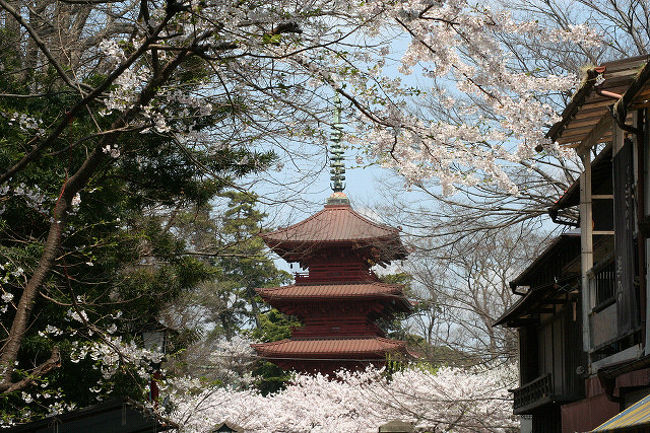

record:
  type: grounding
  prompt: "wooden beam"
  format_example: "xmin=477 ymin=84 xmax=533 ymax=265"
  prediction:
xmin=580 ymin=149 xmax=594 ymax=353
xmin=612 ymin=59 xmax=650 ymax=127
xmin=563 ymin=124 xmax=613 ymax=139
xmin=510 ymin=318 xmax=539 ymax=326
xmin=575 ymin=114 xmax=613 ymax=153
xmin=544 ymin=299 xmax=571 ymax=304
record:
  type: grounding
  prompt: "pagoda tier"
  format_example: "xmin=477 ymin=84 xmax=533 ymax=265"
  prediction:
xmin=257 ymin=283 xmax=412 ymax=338
xmin=253 ymin=193 xmax=413 ymax=374
xmin=259 ymin=286 xmax=411 ymax=338
xmin=251 ymin=337 xmax=411 ymax=375
xmin=260 ymin=194 xmax=407 ymax=268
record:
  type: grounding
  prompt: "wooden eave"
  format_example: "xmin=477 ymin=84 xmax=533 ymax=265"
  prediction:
xmin=547 ymin=55 xmax=650 ymax=148
xmin=495 ymin=285 xmax=578 ymax=327
xmin=251 ymin=337 xmax=410 ymax=358
xmin=495 ymin=235 xmax=581 ymax=327
xmin=264 ymin=238 xmax=407 ymax=268
xmin=509 ymin=234 xmax=581 ymax=288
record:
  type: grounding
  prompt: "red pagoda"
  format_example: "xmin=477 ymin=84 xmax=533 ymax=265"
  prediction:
xmin=251 ymin=99 xmax=413 ymax=374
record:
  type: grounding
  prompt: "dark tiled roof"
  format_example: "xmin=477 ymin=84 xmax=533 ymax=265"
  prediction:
xmin=4 ymin=399 xmax=172 ymax=433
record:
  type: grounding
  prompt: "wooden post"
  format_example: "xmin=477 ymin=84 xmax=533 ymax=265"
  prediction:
xmin=644 ymin=110 xmax=650 ymax=356
xmin=579 ymin=147 xmax=593 ymax=354
xmin=378 ymin=420 xmax=414 ymax=432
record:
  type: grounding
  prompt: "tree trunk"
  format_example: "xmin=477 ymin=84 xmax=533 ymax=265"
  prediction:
xmin=0 ymin=46 xmax=189 ymax=392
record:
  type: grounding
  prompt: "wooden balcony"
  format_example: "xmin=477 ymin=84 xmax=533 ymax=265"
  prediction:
xmin=511 ymin=374 xmax=553 ymax=414
xmin=588 ymin=257 xmax=620 ymax=351
xmin=589 ymin=257 xmax=616 ymax=310
xmin=294 ymin=266 xmax=378 ymax=284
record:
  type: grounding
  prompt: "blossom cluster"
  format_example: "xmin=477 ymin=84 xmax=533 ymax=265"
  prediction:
xmin=1 ymin=369 xmax=77 ymax=427
xmin=4 ymin=110 xmax=44 ymax=134
xmin=28 ymin=332 xmax=161 ymax=413
xmin=4 ymin=387 xmax=77 ymax=427
xmin=0 ymin=262 xmax=22 ymax=314
xmin=77 ymin=0 xmax=600 ymax=194
xmin=207 ymin=337 xmax=256 ymax=387
xmin=351 ymin=0 xmax=600 ymax=194
xmin=168 ymin=364 xmax=517 ymax=433
xmin=2 ymin=182 xmax=50 ymax=215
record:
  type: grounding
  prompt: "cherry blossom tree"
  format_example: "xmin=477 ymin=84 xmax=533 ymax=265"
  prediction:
xmin=369 ymin=0 xmax=650 ymax=372
xmin=375 ymin=0 xmax=650 ymax=242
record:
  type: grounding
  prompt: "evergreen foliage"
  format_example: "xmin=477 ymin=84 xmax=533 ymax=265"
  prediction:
xmin=0 ymin=51 xmax=284 ymax=420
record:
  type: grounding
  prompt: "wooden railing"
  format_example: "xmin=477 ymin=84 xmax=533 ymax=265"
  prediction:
xmin=589 ymin=257 xmax=616 ymax=309
xmin=294 ymin=269 xmax=378 ymax=284
xmin=511 ymin=374 xmax=553 ymax=412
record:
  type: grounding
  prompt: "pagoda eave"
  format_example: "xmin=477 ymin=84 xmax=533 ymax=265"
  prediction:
xmin=251 ymin=337 xmax=410 ymax=359
xmin=261 ymin=296 xmax=412 ymax=308
xmin=261 ymin=239 xmax=407 ymax=267
xmin=256 ymin=282 xmax=403 ymax=298
xmin=260 ymin=203 xmax=407 ymax=263
xmin=255 ymin=283 xmax=413 ymax=314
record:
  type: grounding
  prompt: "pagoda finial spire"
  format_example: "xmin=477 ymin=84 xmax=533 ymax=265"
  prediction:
xmin=329 ymin=93 xmax=345 ymax=193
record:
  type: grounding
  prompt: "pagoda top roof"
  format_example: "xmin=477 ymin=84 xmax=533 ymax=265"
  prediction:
xmin=255 ymin=282 xmax=411 ymax=311
xmin=261 ymin=193 xmax=407 ymax=265
xmin=251 ymin=337 xmax=409 ymax=358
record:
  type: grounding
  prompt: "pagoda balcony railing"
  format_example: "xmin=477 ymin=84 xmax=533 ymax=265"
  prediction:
xmin=295 ymin=269 xmax=378 ymax=284
xmin=511 ymin=374 xmax=553 ymax=414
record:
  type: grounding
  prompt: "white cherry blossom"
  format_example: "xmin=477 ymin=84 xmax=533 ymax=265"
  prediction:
xmin=169 ymin=364 xmax=516 ymax=433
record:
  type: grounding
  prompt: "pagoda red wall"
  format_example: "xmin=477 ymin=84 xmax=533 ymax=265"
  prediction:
xmin=281 ymin=249 xmax=394 ymax=347
xmin=277 ymin=300 xmax=388 ymax=338
xmin=294 ymin=250 xmax=378 ymax=284
xmin=292 ymin=313 xmax=384 ymax=338
xmin=295 ymin=265 xmax=376 ymax=283
xmin=272 ymin=358 xmax=385 ymax=376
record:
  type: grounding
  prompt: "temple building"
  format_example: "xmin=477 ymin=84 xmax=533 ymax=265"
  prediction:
xmin=495 ymin=55 xmax=650 ymax=433
xmin=251 ymin=99 xmax=413 ymax=374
